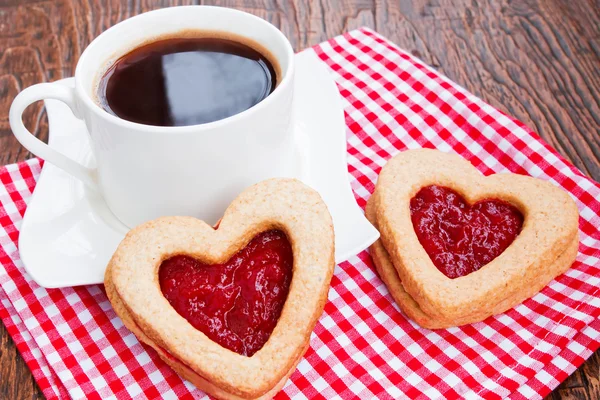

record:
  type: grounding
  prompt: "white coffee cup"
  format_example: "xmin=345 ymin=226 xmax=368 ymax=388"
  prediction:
xmin=10 ymin=6 xmax=295 ymax=227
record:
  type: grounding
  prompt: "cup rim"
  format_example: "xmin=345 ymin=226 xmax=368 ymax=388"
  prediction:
xmin=75 ymin=6 xmax=295 ymax=134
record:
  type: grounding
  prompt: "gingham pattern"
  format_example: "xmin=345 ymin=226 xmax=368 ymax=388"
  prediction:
xmin=1 ymin=28 xmax=599 ymax=400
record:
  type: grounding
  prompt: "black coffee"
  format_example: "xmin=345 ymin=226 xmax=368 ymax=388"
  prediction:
xmin=97 ymin=35 xmax=278 ymax=126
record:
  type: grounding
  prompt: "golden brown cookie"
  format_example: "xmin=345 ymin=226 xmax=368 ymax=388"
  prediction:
xmin=367 ymin=149 xmax=579 ymax=329
xmin=105 ymin=178 xmax=335 ymax=399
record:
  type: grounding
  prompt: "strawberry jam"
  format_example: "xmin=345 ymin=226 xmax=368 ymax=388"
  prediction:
xmin=410 ymin=185 xmax=523 ymax=279
xmin=159 ymin=230 xmax=293 ymax=357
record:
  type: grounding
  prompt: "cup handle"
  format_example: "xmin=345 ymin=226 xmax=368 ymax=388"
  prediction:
xmin=9 ymin=82 xmax=97 ymax=189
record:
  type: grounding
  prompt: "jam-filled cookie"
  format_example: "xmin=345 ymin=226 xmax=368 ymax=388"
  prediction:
xmin=367 ymin=149 xmax=579 ymax=329
xmin=105 ymin=178 xmax=335 ymax=400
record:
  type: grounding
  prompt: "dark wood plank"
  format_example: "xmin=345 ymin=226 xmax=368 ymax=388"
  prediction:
xmin=582 ymin=350 xmax=600 ymax=400
xmin=0 ymin=322 xmax=40 ymax=400
xmin=0 ymin=1 xmax=598 ymax=399
xmin=552 ymin=387 xmax=591 ymax=400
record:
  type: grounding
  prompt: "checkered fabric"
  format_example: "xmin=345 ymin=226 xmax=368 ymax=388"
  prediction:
xmin=1 ymin=28 xmax=599 ymax=400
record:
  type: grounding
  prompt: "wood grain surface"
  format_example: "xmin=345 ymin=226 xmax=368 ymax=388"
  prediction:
xmin=0 ymin=0 xmax=598 ymax=399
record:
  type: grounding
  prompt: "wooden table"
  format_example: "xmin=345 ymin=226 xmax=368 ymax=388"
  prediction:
xmin=1 ymin=1 xmax=598 ymax=399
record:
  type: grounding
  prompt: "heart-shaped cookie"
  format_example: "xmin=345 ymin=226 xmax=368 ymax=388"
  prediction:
xmin=367 ymin=149 xmax=579 ymax=329
xmin=105 ymin=178 xmax=335 ymax=399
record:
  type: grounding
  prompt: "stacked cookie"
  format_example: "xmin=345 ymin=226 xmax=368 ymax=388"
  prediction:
xmin=106 ymin=179 xmax=335 ymax=400
xmin=366 ymin=149 xmax=579 ymax=329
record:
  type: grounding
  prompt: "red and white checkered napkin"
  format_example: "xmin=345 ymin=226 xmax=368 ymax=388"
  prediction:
xmin=1 ymin=28 xmax=599 ymax=400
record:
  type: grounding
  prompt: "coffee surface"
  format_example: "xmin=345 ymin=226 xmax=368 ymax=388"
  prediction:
xmin=97 ymin=36 xmax=277 ymax=126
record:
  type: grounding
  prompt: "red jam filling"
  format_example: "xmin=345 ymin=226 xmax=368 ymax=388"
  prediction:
xmin=158 ymin=230 xmax=293 ymax=357
xmin=410 ymin=185 xmax=523 ymax=279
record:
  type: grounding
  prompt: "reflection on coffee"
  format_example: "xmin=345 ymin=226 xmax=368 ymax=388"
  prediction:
xmin=96 ymin=34 xmax=278 ymax=126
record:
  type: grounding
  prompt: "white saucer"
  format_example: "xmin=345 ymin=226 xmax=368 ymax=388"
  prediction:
xmin=18 ymin=51 xmax=380 ymax=288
